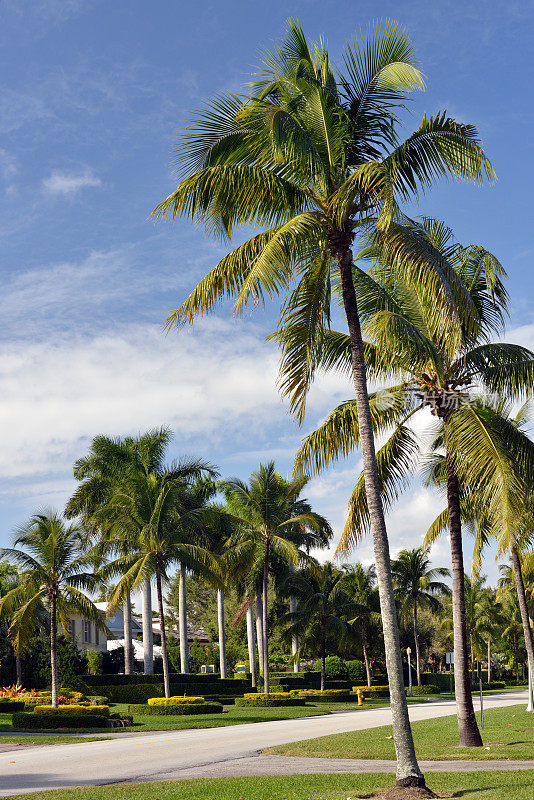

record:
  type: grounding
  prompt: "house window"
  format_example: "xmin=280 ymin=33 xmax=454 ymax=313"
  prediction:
xmin=83 ymin=620 xmax=91 ymax=644
xmin=68 ymin=619 xmax=76 ymax=640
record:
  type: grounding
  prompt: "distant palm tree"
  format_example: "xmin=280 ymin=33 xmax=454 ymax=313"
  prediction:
xmin=99 ymin=464 xmax=221 ymax=698
xmin=0 ymin=512 xmax=106 ymax=706
xmin=66 ymin=427 xmax=173 ymax=674
xmin=341 ymin=563 xmax=379 ymax=687
xmin=285 ymin=562 xmax=360 ymax=690
xmin=391 ymin=548 xmax=450 ymax=685
xmin=223 ymin=462 xmax=331 ymax=693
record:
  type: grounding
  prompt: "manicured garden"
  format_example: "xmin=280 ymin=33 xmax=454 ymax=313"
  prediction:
xmin=6 ymin=771 xmax=534 ymax=800
xmin=267 ymin=704 xmax=534 ymax=762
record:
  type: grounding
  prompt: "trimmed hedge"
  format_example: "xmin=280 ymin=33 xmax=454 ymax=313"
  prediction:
xmin=147 ymin=696 xmax=204 ymax=706
xmin=297 ymin=690 xmax=353 ymax=702
xmin=407 ymin=685 xmax=440 ymax=696
xmin=83 ymin=673 xmax=251 ymax=688
xmin=354 ymin=685 xmax=390 ymax=698
xmin=0 ymin=701 xmax=25 ymax=712
xmin=235 ymin=696 xmax=306 ymax=707
xmin=13 ymin=712 xmax=107 ymax=730
xmin=87 ymin=684 xmax=164 ymax=704
xmin=35 ymin=704 xmax=110 ymax=716
xmin=128 ymin=702 xmax=223 ymax=716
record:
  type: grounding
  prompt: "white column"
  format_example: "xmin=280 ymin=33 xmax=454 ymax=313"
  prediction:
xmin=246 ymin=604 xmax=257 ymax=687
xmin=178 ymin=566 xmax=189 ymax=673
xmin=217 ymin=589 xmax=228 ymax=678
xmin=289 ymin=595 xmax=299 ymax=672
xmin=142 ymin=580 xmax=154 ymax=675
xmin=255 ymin=593 xmax=264 ymax=675
xmin=123 ymin=592 xmax=133 ymax=675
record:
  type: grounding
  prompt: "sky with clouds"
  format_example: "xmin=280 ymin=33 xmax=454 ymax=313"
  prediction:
xmin=1 ymin=0 xmax=533 ymax=587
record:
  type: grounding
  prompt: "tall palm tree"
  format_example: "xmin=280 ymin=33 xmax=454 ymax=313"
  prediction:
xmin=0 ymin=512 xmax=106 ymax=706
xmin=66 ymin=428 xmax=173 ymax=675
xmin=391 ymin=548 xmax=450 ymax=685
xmin=99 ymin=464 xmax=221 ymax=697
xmin=223 ymin=462 xmax=331 ymax=693
xmin=292 ymin=218 xmax=534 ymax=746
xmin=284 ymin=562 xmax=360 ymax=690
xmin=341 ymin=563 xmax=378 ymax=687
xmin=153 ymin=19 xmax=493 ymax=791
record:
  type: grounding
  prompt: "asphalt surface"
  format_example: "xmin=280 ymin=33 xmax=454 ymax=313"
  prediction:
xmin=0 ymin=691 xmax=528 ymax=797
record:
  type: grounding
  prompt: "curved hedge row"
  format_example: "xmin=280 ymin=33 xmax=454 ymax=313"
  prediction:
xmin=235 ymin=696 xmax=306 ymax=707
xmin=128 ymin=702 xmax=223 ymax=716
xmin=147 ymin=696 xmax=205 ymax=706
xmin=12 ymin=712 xmax=107 ymax=730
xmin=297 ymin=690 xmax=353 ymax=702
xmin=35 ymin=705 xmax=110 ymax=716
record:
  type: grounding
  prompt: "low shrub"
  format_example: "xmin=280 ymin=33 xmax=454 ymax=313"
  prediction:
xmin=147 ymin=696 xmax=205 ymax=706
xmin=34 ymin=704 xmax=110 ymax=717
xmin=344 ymin=660 xmax=366 ymax=684
xmin=0 ymin=700 xmax=25 ymax=712
xmin=481 ymin=680 xmax=506 ymax=690
xmin=353 ymin=685 xmax=390 ymax=698
xmin=313 ymin=656 xmax=347 ymax=679
xmin=297 ymin=689 xmax=353 ymax=702
xmin=128 ymin=702 xmax=223 ymax=716
xmin=236 ymin=694 xmax=306 ymax=707
xmin=407 ymin=685 xmax=440 ymax=696
xmin=13 ymin=712 xmax=106 ymax=730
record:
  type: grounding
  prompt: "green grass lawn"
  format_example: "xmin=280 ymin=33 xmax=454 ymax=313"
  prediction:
xmin=6 ymin=771 xmax=534 ymax=800
xmin=267 ymin=704 xmax=534 ymax=761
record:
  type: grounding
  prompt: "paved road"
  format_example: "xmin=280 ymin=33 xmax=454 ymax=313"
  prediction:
xmin=0 ymin=691 xmax=528 ymax=797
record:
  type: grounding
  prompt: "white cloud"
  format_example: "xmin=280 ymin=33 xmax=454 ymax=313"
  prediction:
xmin=42 ymin=168 xmax=101 ymax=196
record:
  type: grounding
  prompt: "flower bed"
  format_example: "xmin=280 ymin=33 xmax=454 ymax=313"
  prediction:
xmin=128 ymin=701 xmax=223 ymax=716
xmin=147 ymin=696 xmax=205 ymax=706
xmin=12 ymin=712 xmax=107 ymax=730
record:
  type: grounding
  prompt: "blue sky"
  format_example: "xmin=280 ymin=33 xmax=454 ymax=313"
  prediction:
xmin=1 ymin=0 xmax=533 ymax=585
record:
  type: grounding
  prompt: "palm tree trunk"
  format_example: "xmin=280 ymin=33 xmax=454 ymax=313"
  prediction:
xmin=413 ymin=599 xmax=422 ymax=686
xmin=338 ymin=246 xmax=425 ymax=788
xmin=511 ymin=546 xmax=534 ymax=687
xmin=142 ymin=580 xmax=154 ymax=675
xmin=487 ymin=637 xmax=491 ymax=685
xmin=123 ymin=591 xmax=133 ymax=675
xmin=155 ymin=568 xmax=170 ymax=698
xmin=360 ymin=619 xmax=372 ymax=688
xmin=289 ymin=594 xmax=299 ymax=672
xmin=178 ymin=565 xmax=189 ymax=673
xmin=217 ymin=589 xmax=228 ymax=679
xmin=514 ymin=632 xmax=518 ymax=681
xmin=445 ymin=455 xmax=483 ymax=746
xmin=15 ymin=651 xmax=22 ymax=686
xmin=255 ymin=593 xmax=264 ymax=676
xmin=262 ymin=540 xmax=270 ymax=694
xmin=50 ymin=592 xmax=58 ymax=708
xmin=320 ymin=618 xmax=326 ymax=692
xmin=246 ymin=603 xmax=257 ymax=688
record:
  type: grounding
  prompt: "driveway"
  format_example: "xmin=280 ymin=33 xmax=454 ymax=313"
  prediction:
xmin=0 ymin=690 xmax=528 ymax=797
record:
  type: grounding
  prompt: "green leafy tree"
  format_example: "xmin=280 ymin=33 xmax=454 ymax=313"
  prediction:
xmin=0 ymin=512 xmax=105 ymax=705
xmin=154 ymin=17 xmax=495 ymax=789
xmin=391 ymin=548 xmax=449 ymax=686
xmin=286 ymin=562 xmax=359 ymax=690
xmin=99 ymin=465 xmax=222 ymax=697
xmin=223 ymin=462 xmax=331 ymax=693
xmin=294 ymin=218 xmax=534 ymax=746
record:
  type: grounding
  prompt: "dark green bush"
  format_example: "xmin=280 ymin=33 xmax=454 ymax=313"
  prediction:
xmin=128 ymin=702 xmax=223 ymax=716
xmin=482 ymin=681 xmax=506 ymax=690
xmin=12 ymin=712 xmax=106 ymax=730
xmin=235 ymin=696 xmax=306 ymax=707
xmin=421 ymin=672 xmax=451 ymax=692
xmin=313 ymin=656 xmax=347 ymax=679
xmin=344 ymin=660 xmax=366 ymax=684
xmin=0 ymin=701 xmax=25 ymax=712
xmin=87 ymin=683 xmax=164 ymax=703
xmin=407 ymin=685 xmax=440 ymax=696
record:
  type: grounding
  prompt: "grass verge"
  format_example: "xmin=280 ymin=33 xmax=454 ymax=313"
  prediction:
xmin=6 ymin=771 xmax=534 ymax=800
xmin=266 ymin=704 xmax=534 ymax=761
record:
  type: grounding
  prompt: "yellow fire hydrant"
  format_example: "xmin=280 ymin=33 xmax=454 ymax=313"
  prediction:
xmin=357 ymin=688 xmax=364 ymax=706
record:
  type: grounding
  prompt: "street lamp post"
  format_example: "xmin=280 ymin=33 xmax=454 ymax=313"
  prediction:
xmin=407 ymin=647 xmax=413 ymax=697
